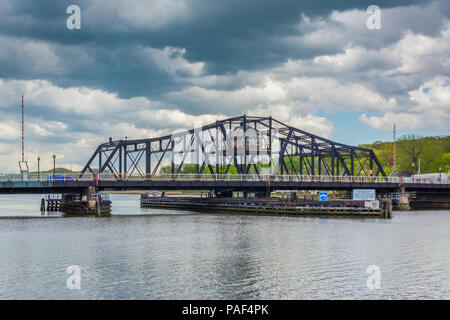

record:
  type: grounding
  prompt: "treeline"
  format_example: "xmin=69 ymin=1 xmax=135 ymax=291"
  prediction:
xmin=359 ymin=134 xmax=450 ymax=175
xmin=30 ymin=168 xmax=79 ymax=174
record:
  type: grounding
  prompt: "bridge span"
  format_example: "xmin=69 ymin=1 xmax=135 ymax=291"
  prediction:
xmin=0 ymin=173 xmax=448 ymax=194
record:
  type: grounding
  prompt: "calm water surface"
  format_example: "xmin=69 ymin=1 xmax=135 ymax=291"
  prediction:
xmin=0 ymin=194 xmax=449 ymax=299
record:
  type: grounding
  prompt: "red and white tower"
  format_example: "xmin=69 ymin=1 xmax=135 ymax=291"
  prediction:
xmin=21 ymin=94 xmax=24 ymax=162
xmin=18 ymin=94 xmax=29 ymax=175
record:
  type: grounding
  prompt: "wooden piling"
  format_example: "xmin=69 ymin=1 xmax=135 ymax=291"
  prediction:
xmin=40 ymin=198 xmax=45 ymax=212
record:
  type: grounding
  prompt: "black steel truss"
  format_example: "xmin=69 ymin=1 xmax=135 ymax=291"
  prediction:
xmin=81 ymin=115 xmax=386 ymax=179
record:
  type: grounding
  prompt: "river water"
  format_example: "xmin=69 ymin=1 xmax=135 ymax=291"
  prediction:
xmin=0 ymin=194 xmax=449 ymax=299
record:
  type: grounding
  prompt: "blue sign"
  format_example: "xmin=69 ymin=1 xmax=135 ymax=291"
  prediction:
xmin=47 ymin=175 xmax=74 ymax=182
xmin=318 ymin=192 xmax=328 ymax=201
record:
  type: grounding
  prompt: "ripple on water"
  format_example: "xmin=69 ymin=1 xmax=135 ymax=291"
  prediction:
xmin=0 ymin=194 xmax=449 ymax=299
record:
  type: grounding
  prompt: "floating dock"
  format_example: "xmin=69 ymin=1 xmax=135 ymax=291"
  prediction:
xmin=141 ymin=195 xmax=392 ymax=218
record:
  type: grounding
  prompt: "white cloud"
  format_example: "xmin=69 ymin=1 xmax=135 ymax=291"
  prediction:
xmin=247 ymin=104 xmax=334 ymax=138
xmin=165 ymin=78 xmax=288 ymax=114
xmin=176 ymin=8 xmax=450 ymax=133
xmin=28 ymin=121 xmax=68 ymax=137
xmin=0 ymin=120 xmax=20 ymax=140
xmin=382 ymin=28 xmax=450 ymax=77
xmin=360 ymin=76 xmax=450 ymax=130
xmin=0 ymin=78 xmax=158 ymax=115
xmin=408 ymin=77 xmax=450 ymax=109
xmin=165 ymin=75 xmax=397 ymax=125
xmin=0 ymin=79 xmax=236 ymax=171
xmin=142 ymin=47 xmax=205 ymax=77
xmin=136 ymin=109 xmax=227 ymax=129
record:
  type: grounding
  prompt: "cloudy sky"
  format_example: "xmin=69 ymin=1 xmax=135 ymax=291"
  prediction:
xmin=0 ymin=0 xmax=449 ymax=172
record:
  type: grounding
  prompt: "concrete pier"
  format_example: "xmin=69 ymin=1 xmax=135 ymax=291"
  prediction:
xmin=42 ymin=187 xmax=112 ymax=216
xmin=59 ymin=193 xmax=111 ymax=216
xmin=395 ymin=187 xmax=411 ymax=210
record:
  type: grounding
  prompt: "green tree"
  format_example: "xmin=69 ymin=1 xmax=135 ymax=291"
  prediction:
xmin=397 ymin=134 xmax=424 ymax=173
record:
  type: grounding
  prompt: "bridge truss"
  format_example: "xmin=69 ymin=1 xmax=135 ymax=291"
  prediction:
xmin=81 ymin=115 xmax=386 ymax=179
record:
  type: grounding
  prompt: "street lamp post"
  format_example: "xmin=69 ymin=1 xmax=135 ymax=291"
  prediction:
xmin=53 ymin=154 xmax=56 ymax=177
xmin=37 ymin=156 xmax=40 ymax=180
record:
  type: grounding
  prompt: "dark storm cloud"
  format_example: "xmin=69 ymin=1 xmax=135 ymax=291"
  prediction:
xmin=0 ymin=0 xmax=440 ymax=99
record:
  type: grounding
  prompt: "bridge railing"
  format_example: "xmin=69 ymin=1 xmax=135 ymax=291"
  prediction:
xmin=1 ymin=172 xmax=448 ymax=185
xmin=402 ymin=175 xmax=448 ymax=184
xmin=0 ymin=173 xmax=76 ymax=183
xmin=92 ymin=173 xmax=402 ymax=184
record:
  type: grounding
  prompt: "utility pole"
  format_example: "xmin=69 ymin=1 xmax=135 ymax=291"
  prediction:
xmin=18 ymin=94 xmax=29 ymax=178
xmin=37 ymin=156 xmax=40 ymax=179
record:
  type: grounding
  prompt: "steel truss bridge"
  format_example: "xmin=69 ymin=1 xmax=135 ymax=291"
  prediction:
xmin=0 ymin=115 xmax=448 ymax=194
xmin=81 ymin=115 xmax=386 ymax=179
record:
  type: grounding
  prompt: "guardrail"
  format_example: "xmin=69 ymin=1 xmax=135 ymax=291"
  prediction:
xmin=1 ymin=172 xmax=447 ymax=184
xmin=0 ymin=173 xmax=75 ymax=183
xmin=90 ymin=173 xmax=403 ymax=184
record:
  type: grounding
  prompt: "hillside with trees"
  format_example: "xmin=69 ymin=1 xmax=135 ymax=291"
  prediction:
xmin=359 ymin=135 xmax=449 ymax=175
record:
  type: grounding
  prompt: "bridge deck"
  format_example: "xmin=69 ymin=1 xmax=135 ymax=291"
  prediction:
xmin=0 ymin=174 xmax=448 ymax=194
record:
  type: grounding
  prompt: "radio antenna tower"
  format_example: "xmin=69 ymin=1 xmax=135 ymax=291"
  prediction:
xmin=18 ymin=94 xmax=29 ymax=176
xmin=21 ymin=94 xmax=24 ymax=162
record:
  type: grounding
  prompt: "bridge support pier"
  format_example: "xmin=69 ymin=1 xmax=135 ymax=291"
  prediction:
xmin=396 ymin=186 xmax=410 ymax=211
xmin=59 ymin=187 xmax=111 ymax=216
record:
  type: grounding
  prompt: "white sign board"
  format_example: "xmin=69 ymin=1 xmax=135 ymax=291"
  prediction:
xmin=364 ymin=200 xmax=380 ymax=210
xmin=353 ymin=189 xmax=376 ymax=200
